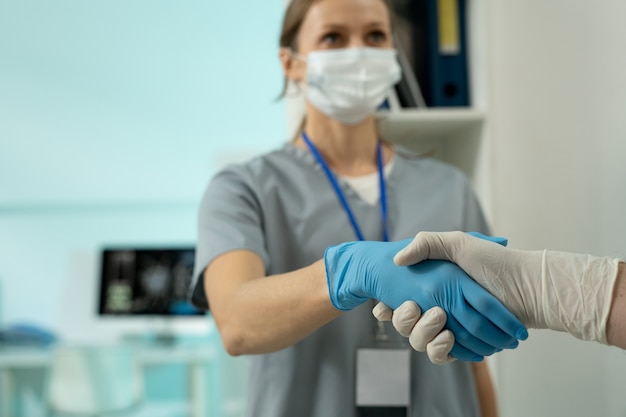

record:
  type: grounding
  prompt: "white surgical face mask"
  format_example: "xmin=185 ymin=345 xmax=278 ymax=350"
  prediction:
xmin=300 ymin=47 xmax=402 ymax=125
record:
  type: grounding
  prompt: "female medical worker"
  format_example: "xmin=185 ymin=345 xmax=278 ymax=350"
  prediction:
xmin=374 ymin=231 xmax=626 ymax=364
xmin=188 ymin=0 xmax=526 ymax=416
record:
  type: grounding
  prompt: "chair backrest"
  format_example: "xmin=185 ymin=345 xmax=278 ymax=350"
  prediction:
xmin=47 ymin=344 xmax=144 ymax=416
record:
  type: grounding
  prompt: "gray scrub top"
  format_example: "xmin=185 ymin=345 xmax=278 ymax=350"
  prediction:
xmin=190 ymin=143 xmax=489 ymax=417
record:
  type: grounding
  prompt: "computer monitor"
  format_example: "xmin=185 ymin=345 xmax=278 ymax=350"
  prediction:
xmin=97 ymin=246 xmax=210 ymax=343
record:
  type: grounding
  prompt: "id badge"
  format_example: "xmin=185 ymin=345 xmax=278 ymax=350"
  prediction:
xmin=355 ymin=348 xmax=410 ymax=417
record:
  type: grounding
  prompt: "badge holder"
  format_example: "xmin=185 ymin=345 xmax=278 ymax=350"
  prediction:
xmin=302 ymin=131 xmax=408 ymax=414
xmin=355 ymin=320 xmax=411 ymax=417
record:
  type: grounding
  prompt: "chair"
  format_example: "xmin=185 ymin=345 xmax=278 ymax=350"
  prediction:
xmin=46 ymin=344 xmax=144 ymax=416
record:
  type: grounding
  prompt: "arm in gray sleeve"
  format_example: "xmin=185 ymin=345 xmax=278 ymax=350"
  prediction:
xmin=188 ymin=166 xmax=270 ymax=310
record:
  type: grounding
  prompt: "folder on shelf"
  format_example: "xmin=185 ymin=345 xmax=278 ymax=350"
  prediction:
xmin=401 ymin=0 xmax=470 ymax=107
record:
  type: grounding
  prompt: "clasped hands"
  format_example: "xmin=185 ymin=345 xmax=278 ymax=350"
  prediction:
xmin=324 ymin=232 xmax=528 ymax=363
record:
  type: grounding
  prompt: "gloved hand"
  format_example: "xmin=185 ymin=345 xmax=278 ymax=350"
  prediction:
xmin=371 ymin=232 xmax=517 ymax=364
xmin=324 ymin=238 xmax=527 ymax=361
xmin=391 ymin=231 xmax=621 ymax=353
xmin=372 ymin=301 xmax=455 ymax=364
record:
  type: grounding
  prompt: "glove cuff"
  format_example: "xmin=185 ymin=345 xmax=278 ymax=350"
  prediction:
xmin=598 ymin=259 xmax=622 ymax=344
xmin=323 ymin=243 xmax=368 ymax=311
xmin=541 ymin=250 xmax=620 ymax=344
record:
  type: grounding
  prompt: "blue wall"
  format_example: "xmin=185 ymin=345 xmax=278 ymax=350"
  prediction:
xmin=0 ymin=0 xmax=286 ymax=206
xmin=0 ymin=1 xmax=285 ymax=415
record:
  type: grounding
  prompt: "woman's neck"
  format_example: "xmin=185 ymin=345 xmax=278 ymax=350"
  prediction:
xmin=295 ymin=106 xmax=392 ymax=176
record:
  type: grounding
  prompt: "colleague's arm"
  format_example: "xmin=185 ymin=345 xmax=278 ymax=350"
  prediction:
xmin=472 ymin=362 xmax=498 ymax=417
xmin=606 ymin=263 xmax=626 ymax=348
xmin=204 ymin=250 xmax=340 ymax=355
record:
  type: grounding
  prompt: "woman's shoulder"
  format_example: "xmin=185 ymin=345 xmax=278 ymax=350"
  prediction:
xmin=216 ymin=143 xmax=310 ymax=178
xmin=206 ymin=142 xmax=316 ymax=194
xmin=394 ymin=148 xmax=469 ymax=184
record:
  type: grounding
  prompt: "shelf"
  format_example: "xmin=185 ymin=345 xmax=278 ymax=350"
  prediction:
xmin=376 ymin=108 xmax=486 ymax=148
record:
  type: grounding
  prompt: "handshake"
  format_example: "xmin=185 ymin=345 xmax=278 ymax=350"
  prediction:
xmin=324 ymin=231 xmax=621 ymax=364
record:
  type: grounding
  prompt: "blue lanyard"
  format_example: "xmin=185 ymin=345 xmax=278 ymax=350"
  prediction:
xmin=301 ymin=131 xmax=389 ymax=242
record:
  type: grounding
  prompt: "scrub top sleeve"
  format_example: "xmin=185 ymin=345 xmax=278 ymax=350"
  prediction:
xmin=188 ymin=167 xmax=270 ymax=311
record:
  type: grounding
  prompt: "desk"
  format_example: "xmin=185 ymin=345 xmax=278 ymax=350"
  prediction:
xmin=0 ymin=344 xmax=217 ymax=417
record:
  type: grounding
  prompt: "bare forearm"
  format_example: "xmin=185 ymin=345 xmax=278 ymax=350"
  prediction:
xmin=472 ymin=362 xmax=498 ymax=417
xmin=208 ymin=260 xmax=342 ymax=355
xmin=606 ymin=262 xmax=626 ymax=349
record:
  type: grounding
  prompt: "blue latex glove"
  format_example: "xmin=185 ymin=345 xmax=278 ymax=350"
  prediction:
xmin=324 ymin=239 xmax=527 ymax=361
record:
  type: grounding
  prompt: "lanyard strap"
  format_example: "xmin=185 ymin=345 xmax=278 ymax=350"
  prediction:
xmin=301 ymin=131 xmax=389 ymax=242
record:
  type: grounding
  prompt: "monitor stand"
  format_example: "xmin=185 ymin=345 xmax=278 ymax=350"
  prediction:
xmin=118 ymin=319 xmax=179 ymax=347
xmin=120 ymin=330 xmax=177 ymax=346
xmin=153 ymin=331 xmax=177 ymax=346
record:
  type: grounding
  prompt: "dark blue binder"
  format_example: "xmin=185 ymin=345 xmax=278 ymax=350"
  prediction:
xmin=411 ymin=0 xmax=470 ymax=107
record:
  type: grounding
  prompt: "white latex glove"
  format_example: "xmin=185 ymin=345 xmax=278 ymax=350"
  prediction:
xmin=393 ymin=231 xmax=621 ymax=344
xmin=373 ymin=301 xmax=456 ymax=364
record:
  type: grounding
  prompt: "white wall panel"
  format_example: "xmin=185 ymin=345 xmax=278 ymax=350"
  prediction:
xmin=488 ymin=1 xmax=626 ymax=416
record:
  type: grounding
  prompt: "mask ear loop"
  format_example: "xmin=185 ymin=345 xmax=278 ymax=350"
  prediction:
xmin=285 ymin=47 xmax=307 ymax=99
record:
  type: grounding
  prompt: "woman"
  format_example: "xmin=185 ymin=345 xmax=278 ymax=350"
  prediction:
xmin=189 ymin=0 xmax=524 ymax=416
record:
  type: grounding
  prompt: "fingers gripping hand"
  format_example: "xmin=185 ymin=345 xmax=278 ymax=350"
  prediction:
xmin=394 ymin=231 xmax=535 ymax=332
xmin=373 ymin=302 xmax=456 ymax=364
xmin=325 ymin=239 xmax=526 ymax=361
xmin=391 ymin=301 xmax=422 ymax=337
xmin=426 ymin=330 xmax=456 ymax=365
xmin=372 ymin=302 xmax=394 ymax=322
xmin=371 ymin=233 xmax=525 ymax=364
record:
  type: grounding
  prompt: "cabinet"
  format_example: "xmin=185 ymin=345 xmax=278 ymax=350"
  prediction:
xmin=388 ymin=0 xmax=493 ymax=218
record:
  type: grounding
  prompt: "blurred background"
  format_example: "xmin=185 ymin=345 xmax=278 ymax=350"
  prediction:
xmin=0 ymin=1 xmax=285 ymax=416
xmin=1 ymin=0 xmax=626 ymax=417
